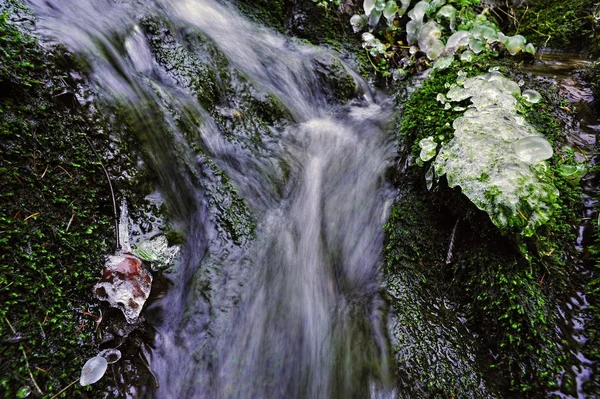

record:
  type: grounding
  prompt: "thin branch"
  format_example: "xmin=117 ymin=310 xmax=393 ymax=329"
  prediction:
xmin=82 ymin=134 xmax=120 ymax=250
xmin=4 ymin=317 xmax=43 ymax=395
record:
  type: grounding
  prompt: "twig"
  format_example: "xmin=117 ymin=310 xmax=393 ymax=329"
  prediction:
xmin=66 ymin=211 xmax=76 ymax=232
xmin=4 ymin=317 xmax=43 ymax=395
xmin=39 ymin=165 xmax=49 ymax=179
xmin=82 ymin=134 xmax=120 ymax=250
xmin=445 ymin=218 xmax=460 ymax=265
xmin=57 ymin=165 xmax=73 ymax=179
xmin=23 ymin=212 xmax=40 ymax=221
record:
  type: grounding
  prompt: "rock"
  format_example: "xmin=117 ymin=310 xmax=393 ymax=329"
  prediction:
xmin=94 ymin=253 xmax=152 ymax=324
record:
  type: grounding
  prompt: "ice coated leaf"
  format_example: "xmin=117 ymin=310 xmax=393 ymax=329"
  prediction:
xmin=80 ymin=356 xmax=108 ymax=386
xmin=364 ymin=0 xmax=376 ymax=16
xmin=435 ymin=73 xmax=559 ymax=236
xmin=383 ymin=1 xmax=399 ymax=24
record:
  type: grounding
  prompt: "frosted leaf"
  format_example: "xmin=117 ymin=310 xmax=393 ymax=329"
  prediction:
xmin=559 ymin=164 xmax=586 ymax=178
xmin=408 ymin=1 xmax=430 ymax=24
xmin=406 ymin=20 xmax=421 ymax=45
xmin=364 ymin=0 xmax=376 ymax=16
xmin=471 ymin=24 xmax=498 ymax=43
xmin=513 ymin=136 xmax=553 ymax=163
xmin=446 ymin=31 xmax=471 ymax=52
xmin=453 ymin=106 xmax=466 ymax=111
xmin=16 ymin=387 xmax=31 ymax=398
xmin=375 ymin=41 xmax=387 ymax=54
xmin=368 ymin=8 xmax=383 ymax=28
xmin=80 ymin=356 xmax=108 ymax=386
xmin=436 ymin=93 xmax=447 ymax=104
xmin=375 ymin=0 xmax=387 ymax=12
xmin=425 ymin=166 xmax=435 ymax=190
xmin=383 ymin=1 xmax=399 ymax=24
xmin=98 ymin=348 xmax=122 ymax=364
xmin=429 ymin=0 xmax=446 ymax=11
xmin=468 ymin=37 xmax=485 ymax=54
xmin=350 ymin=14 xmax=368 ymax=33
xmin=435 ymin=72 xmax=559 ymax=236
xmin=524 ymin=43 xmax=536 ymax=55
xmin=436 ymin=5 xmax=457 ymax=30
xmin=505 ymin=35 xmax=527 ymax=55
xmin=460 ymin=49 xmax=474 ymax=62
xmin=362 ymin=32 xmax=376 ymax=47
xmin=434 ymin=55 xmax=454 ymax=70
xmin=419 ymin=136 xmax=438 ymax=161
xmin=522 ymin=89 xmax=542 ymax=104
xmin=488 ymin=74 xmax=521 ymax=96
xmin=398 ymin=0 xmax=411 ymax=16
xmin=418 ymin=21 xmax=443 ymax=59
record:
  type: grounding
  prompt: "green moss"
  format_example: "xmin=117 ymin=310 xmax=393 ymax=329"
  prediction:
xmin=388 ymin=60 xmax=588 ymax=395
xmin=508 ymin=0 xmax=600 ymax=54
xmin=233 ymin=0 xmax=287 ymax=33
xmin=0 ymin=13 xmax=115 ymax=397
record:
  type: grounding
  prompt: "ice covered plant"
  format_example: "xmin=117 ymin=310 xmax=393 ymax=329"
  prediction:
xmin=429 ymin=72 xmax=558 ymax=236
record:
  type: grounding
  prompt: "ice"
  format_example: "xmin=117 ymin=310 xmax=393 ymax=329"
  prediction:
xmin=94 ymin=253 xmax=152 ymax=324
xmin=505 ymin=35 xmax=527 ymax=55
xmin=446 ymin=31 xmax=471 ymax=52
xmin=522 ymin=89 xmax=542 ymax=104
xmin=350 ymin=14 xmax=368 ymax=33
xmin=436 ymin=5 xmax=457 ymax=30
xmin=513 ymin=136 xmax=553 ymax=163
xmin=364 ymin=0 xmax=376 ymax=15
xmin=80 ymin=356 xmax=108 ymax=386
xmin=383 ymin=1 xmax=399 ymax=24
xmin=419 ymin=136 xmax=438 ymax=161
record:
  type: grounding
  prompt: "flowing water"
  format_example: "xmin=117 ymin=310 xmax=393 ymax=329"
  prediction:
xmin=24 ymin=0 xmax=396 ymax=397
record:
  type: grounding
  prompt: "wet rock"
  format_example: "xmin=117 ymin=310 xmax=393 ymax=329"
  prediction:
xmin=94 ymin=253 xmax=152 ymax=324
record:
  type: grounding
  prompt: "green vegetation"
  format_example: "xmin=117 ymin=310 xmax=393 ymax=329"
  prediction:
xmin=0 ymin=13 xmax=113 ymax=396
xmin=387 ymin=58 xmax=590 ymax=394
xmin=506 ymin=0 xmax=600 ymax=54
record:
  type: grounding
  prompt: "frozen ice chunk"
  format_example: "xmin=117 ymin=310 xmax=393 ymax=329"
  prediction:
xmin=468 ymin=37 xmax=485 ymax=54
xmin=471 ymin=24 xmax=498 ymax=43
xmin=513 ymin=136 xmax=553 ymax=163
xmin=460 ymin=49 xmax=474 ymax=62
xmin=434 ymin=55 xmax=454 ymax=70
xmin=446 ymin=31 xmax=471 ymax=52
xmin=436 ymin=5 xmax=457 ymax=30
xmin=435 ymin=72 xmax=559 ymax=236
xmin=419 ymin=136 xmax=438 ymax=161
xmin=364 ymin=0 xmax=377 ymax=15
xmin=383 ymin=1 xmax=399 ymax=25
xmin=134 ymin=235 xmax=180 ymax=271
xmin=418 ymin=21 xmax=443 ymax=59
xmin=94 ymin=253 xmax=152 ymax=324
xmin=350 ymin=14 xmax=368 ymax=33
xmin=98 ymin=348 xmax=122 ymax=364
xmin=362 ymin=32 xmax=376 ymax=46
xmin=429 ymin=0 xmax=446 ymax=10
xmin=408 ymin=1 xmax=430 ymax=24
xmin=524 ymin=43 xmax=536 ymax=55
xmin=80 ymin=356 xmax=108 ymax=386
xmin=505 ymin=35 xmax=527 ymax=55
xmin=369 ymin=8 xmax=383 ymax=28
xmin=522 ymin=89 xmax=542 ymax=104
xmin=406 ymin=20 xmax=421 ymax=45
